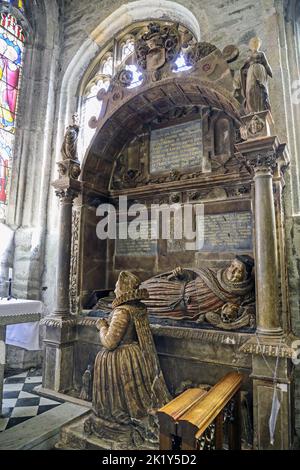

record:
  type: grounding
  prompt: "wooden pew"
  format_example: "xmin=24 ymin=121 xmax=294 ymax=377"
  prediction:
xmin=177 ymin=372 xmax=243 ymax=450
xmin=157 ymin=387 xmax=207 ymax=450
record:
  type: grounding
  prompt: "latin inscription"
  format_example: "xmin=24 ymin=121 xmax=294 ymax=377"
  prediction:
xmin=200 ymin=211 xmax=253 ymax=252
xmin=167 ymin=211 xmax=253 ymax=252
xmin=150 ymin=120 xmax=203 ymax=173
xmin=116 ymin=221 xmax=157 ymax=256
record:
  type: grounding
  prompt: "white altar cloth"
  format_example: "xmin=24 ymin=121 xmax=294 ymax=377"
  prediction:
xmin=0 ymin=299 xmax=42 ymax=351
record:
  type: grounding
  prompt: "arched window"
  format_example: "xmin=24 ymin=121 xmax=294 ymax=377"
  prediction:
xmin=101 ymin=55 xmax=113 ymax=76
xmin=79 ymin=21 xmax=196 ymax=156
xmin=121 ymin=38 xmax=135 ymax=61
xmin=0 ymin=2 xmax=26 ymax=220
xmin=81 ymin=76 xmax=110 ymax=153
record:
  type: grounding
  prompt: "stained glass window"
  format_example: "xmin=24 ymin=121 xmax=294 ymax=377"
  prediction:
xmin=0 ymin=11 xmax=25 ymax=217
xmin=102 ymin=56 xmax=113 ymax=76
xmin=2 ymin=1 xmax=24 ymax=12
xmin=174 ymin=52 xmax=192 ymax=73
xmin=121 ymin=39 xmax=134 ymax=61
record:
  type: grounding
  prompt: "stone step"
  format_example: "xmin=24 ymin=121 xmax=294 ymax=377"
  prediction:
xmin=0 ymin=402 xmax=90 ymax=450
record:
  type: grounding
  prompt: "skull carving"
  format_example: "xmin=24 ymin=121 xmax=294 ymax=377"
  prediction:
xmin=221 ymin=303 xmax=239 ymax=323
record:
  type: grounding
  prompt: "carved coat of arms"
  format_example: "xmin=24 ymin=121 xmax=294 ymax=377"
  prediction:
xmin=135 ymin=22 xmax=181 ymax=73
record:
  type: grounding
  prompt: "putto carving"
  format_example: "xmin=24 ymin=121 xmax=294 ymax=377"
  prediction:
xmin=239 ymin=114 xmax=265 ymax=141
xmin=248 ymin=115 xmax=265 ymax=135
xmin=61 ymin=114 xmax=80 ymax=161
xmin=135 ymin=22 xmax=181 ymax=75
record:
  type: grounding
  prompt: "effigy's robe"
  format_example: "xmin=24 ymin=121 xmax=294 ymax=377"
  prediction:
xmin=87 ymin=298 xmax=170 ymax=443
xmin=141 ymin=267 xmax=254 ymax=321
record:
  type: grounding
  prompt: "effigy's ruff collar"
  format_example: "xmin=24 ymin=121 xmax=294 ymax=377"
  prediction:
xmin=112 ymin=288 xmax=149 ymax=308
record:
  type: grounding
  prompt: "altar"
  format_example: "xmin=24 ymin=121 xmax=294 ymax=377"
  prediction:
xmin=0 ymin=299 xmax=42 ymax=415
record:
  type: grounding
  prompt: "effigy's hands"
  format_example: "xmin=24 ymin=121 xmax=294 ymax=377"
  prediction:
xmin=167 ymin=266 xmax=184 ymax=280
xmin=96 ymin=318 xmax=109 ymax=330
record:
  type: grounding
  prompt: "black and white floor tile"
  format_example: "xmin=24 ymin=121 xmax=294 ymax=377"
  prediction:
xmin=0 ymin=369 xmax=63 ymax=432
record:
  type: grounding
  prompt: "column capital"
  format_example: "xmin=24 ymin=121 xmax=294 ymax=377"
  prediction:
xmin=236 ymin=135 xmax=289 ymax=178
xmin=248 ymin=151 xmax=278 ymax=175
xmin=52 ymin=177 xmax=82 ymax=202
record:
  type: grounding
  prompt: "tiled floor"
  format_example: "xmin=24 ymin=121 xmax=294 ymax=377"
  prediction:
xmin=0 ymin=369 xmax=63 ymax=432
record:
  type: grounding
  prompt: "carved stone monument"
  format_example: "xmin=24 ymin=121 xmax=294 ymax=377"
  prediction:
xmin=43 ymin=22 xmax=298 ymax=450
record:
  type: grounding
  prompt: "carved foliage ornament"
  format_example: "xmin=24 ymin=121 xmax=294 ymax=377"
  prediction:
xmin=247 ymin=152 xmax=278 ymax=173
xmin=55 ymin=188 xmax=79 ymax=202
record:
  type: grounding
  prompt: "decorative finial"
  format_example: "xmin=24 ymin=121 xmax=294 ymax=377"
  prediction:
xmin=72 ymin=112 xmax=79 ymax=127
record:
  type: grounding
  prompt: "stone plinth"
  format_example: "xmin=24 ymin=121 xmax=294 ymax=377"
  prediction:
xmin=56 ymin=411 xmax=159 ymax=450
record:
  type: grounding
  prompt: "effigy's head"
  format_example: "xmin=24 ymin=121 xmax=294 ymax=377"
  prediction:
xmin=114 ymin=271 xmax=141 ymax=297
xmin=226 ymin=255 xmax=254 ymax=283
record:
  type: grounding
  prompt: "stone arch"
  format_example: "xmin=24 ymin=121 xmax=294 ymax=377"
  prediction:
xmin=80 ymin=66 xmax=241 ymax=191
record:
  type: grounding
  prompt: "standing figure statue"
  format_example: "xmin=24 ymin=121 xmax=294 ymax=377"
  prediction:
xmin=235 ymin=37 xmax=272 ymax=114
xmin=85 ymin=271 xmax=170 ymax=446
xmin=79 ymin=364 xmax=93 ymax=401
xmin=61 ymin=113 xmax=80 ymax=161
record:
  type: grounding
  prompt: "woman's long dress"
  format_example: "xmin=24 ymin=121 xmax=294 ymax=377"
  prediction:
xmin=90 ymin=301 xmax=169 ymax=440
xmin=244 ymin=51 xmax=272 ymax=113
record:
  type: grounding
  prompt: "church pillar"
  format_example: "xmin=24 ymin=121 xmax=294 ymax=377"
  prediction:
xmin=41 ymin=116 xmax=81 ymax=393
xmin=237 ymin=123 xmax=296 ymax=449
xmin=252 ymin=153 xmax=282 ymax=336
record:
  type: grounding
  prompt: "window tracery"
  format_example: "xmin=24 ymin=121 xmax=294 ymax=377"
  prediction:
xmin=80 ymin=21 xmax=194 ymax=155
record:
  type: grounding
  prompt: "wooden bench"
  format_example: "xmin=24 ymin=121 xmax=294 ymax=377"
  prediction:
xmin=177 ymin=371 xmax=243 ymax=450
xmin=157 ymin=387 xmax=207 ymax=450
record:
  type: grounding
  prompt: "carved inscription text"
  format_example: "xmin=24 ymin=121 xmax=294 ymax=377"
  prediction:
xmin=150 ymin=120 xmax=203 ymax=173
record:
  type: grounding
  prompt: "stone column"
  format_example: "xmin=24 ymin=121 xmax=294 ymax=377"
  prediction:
xmin=0 ymin=326 xmax=6 ymax=416
xmin=41 ymin=178 xmax=81 ymax=393
xmin=54 ymin=188 xmax=77 ymax=317
xmin=237 ymin=130 xmax=297 ymax=449
xmin=252 ymin=153 xmax=282 ymax=336
xmin=41 ymin=115 xmax=82 ymax=393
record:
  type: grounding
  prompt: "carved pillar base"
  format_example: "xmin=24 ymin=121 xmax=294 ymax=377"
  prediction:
xmin=42 ymin=318 xmax=77 ymax=393
xmin=240 ymin=335 xmax=297 ymax=449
